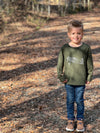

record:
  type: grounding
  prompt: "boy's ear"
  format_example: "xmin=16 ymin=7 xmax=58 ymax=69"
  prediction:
xmin=67 ymin=32 xmax=70 ymax=37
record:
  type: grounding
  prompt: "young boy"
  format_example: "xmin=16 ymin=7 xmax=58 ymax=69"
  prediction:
xmin=57 ymin=20 xmax=93 ymax=132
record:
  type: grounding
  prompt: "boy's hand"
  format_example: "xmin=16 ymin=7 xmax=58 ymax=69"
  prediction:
xmin=63 ymin=80 xmax=68 ymax=83
xmin=86 ymin=81 xmax=90 ymax=84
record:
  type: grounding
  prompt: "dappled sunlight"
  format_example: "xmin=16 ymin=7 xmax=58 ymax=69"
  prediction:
xmin=0 ymin=54 xmax=23 ymax=71
xmin=0 ymin=10 xmax=100 ymax=132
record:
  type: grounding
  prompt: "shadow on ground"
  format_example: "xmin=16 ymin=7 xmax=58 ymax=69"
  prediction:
xmin=0 ymin=86 xmax=99 ymax=132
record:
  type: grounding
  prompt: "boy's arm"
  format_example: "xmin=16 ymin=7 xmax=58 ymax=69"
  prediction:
xmin=87 ymin=47 xmax=93 ymax=82
xmin=57 ymin=49 xmax=66 ymax=82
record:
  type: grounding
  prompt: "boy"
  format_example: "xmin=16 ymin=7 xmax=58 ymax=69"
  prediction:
xmin=57 ymin=20 xmax=93 ymax=132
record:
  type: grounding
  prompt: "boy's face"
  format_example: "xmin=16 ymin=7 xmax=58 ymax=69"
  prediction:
xmin=68 ymin=27 xmax=83 ymax=45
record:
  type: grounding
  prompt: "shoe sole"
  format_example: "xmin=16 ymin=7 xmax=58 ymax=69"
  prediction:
xmin=76 ymin=128 xmax=85 ymax=132
xmin=66 ymin=127 xmax=74 ymax=131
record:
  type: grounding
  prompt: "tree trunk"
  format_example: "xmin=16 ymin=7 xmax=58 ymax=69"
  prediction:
xmin=40 ymin=0 xmax=44 ymax=14
xmin=37 ymin=4 xmax=39 ymax=13
xmin=64 ymin=0 xmax=68 ymax=14
xmin=6 ymin=0 xmax=10 ymax=14
xmin=73 ymin=0 xmax=77 ymax=10
xmin=88 ymin=0 xmax=91 ymax=10
xmin=24 ymin=0 xmax=28 ymax=5
xmin=0 ymin=0 xmax=4 ymax=5
xmin=58 ymin=0 xmax=61 ymax=15
xmin=68 ymin=0 xmax=74 ymax=7
xmin=0 ymin=0 xmax=4 ymax=12
xmin=83 ymin=0 xmax=86 ymax=9
xmin=48 ymin=0 xmax=51 ymax=16
xmin=32 ymin=0 xmax=36 ymax=12
xmin=32 ymin=0 xmax=34 ymax=12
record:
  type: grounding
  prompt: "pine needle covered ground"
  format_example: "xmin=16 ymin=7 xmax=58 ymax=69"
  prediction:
xmin=0 ymin=10 xmax=100 ymax=133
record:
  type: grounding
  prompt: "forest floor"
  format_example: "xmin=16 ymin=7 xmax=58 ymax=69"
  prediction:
xmin=0 ymin=9 xmax=100 ymax=133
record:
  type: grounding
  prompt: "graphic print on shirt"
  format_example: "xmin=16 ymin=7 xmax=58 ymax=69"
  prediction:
xmin=66 ymin=56 xmax=84 ymax=65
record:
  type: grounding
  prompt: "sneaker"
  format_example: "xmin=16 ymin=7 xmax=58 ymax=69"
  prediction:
xmin=76 ymin=120 xmax=85 ymax=132
xmin=66 ymin=120 xmax=74 ymax=131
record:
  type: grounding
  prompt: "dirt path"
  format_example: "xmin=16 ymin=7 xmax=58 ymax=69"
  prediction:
xmin=0 ymin=11 xmax=100 ymax=133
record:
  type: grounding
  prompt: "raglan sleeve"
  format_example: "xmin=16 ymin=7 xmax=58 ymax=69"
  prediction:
xmin=57 ymin=48 xmax=66 ymax=82
xmin=87 ymin=46 xmax=93 ymax=82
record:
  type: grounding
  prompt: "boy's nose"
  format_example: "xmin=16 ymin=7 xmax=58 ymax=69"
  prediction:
xmin=75 ymin=34 xmax=78 ymax=37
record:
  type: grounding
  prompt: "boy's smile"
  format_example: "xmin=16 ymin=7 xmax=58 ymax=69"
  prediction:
xmin=68 ymin=27 xmax=83 ymax=46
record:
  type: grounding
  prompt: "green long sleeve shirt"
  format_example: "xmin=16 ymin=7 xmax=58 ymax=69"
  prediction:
xmin=57 ymin=43 xmax=93 ymax=85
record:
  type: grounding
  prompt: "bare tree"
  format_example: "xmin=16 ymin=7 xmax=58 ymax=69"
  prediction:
xmin=68 ymin=0 xmax=74 ymax=7
xmin=88 ymin=0 xmax=91 ymax=10
xmin=0 ymin=0 xmax=3 ymax=5
xmin=0 ymin=0 xmax=4 ymax=12
xmin=48 ymin=0 xmax=51 ymax=16
xmin=83 ymin=0 xmax=86 ymax=9
xmin=64 ymin=0 xmax=68 ymax=14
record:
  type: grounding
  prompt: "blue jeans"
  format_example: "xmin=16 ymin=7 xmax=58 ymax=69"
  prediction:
xmin=65 ymin=84 xmax=85 ymax=120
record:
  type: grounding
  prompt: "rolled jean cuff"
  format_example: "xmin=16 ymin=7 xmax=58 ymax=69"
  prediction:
xmin=77 ymin=118 xmax=84 ymax=121
xmin=68 ymin=118 xmax=75 ymax=120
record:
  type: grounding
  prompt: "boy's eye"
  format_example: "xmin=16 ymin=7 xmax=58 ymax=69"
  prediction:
xmin=78 ymin=33 xmax=81 ymax=35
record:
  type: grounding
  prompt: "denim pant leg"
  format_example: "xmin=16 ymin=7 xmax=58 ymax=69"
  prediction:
xmin=75 ymin=85 xmax=85 ymax=120
xmin=65 ymin=84 xmax=75 ymax=120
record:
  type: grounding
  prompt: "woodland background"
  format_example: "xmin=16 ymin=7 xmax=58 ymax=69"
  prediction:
xmin=0 ymin=0 xmax=100 ymax=132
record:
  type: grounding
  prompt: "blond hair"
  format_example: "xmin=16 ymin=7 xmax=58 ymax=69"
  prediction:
xmin=67 ymin=20 xmax=83 ymax=32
